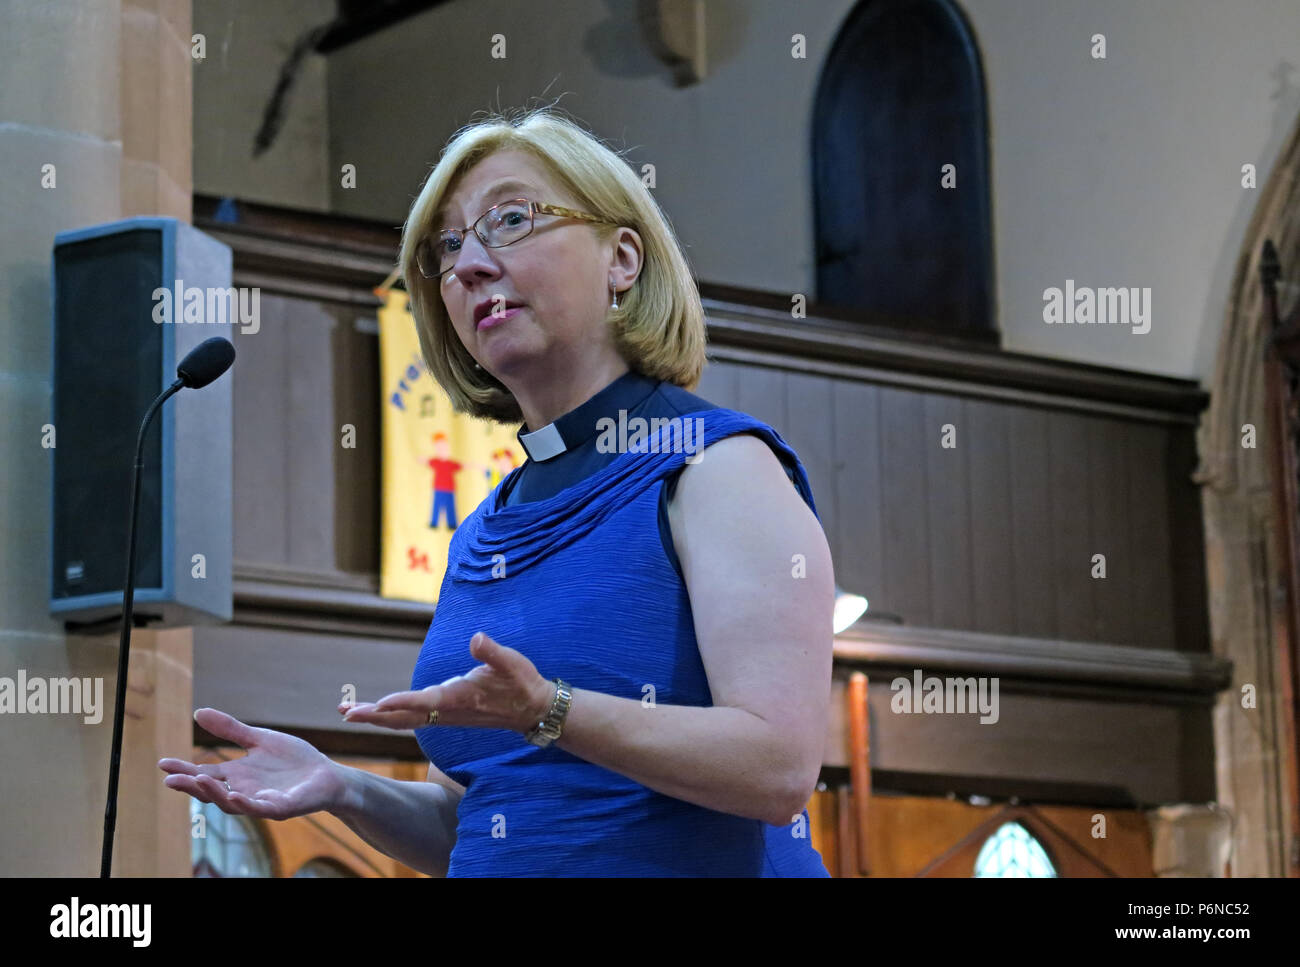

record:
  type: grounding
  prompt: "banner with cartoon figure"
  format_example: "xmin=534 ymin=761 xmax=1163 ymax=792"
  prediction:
xmin=377 ymin=288 xmax=522 ymax=602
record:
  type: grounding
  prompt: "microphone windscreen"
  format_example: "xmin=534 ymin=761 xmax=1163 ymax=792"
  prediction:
xmin=177 ymin=337 xmax=235 ymax=389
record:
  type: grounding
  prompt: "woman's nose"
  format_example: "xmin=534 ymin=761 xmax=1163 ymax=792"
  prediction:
xmin=449 ymin=230 xmax=500 ymax=278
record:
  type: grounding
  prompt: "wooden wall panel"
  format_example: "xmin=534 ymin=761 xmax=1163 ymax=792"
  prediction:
xmin=964 ymin=397 xmax=1016 ymax=633
xmin=924 ymin=393 xmax=973 ymax=628
xmin=232 ymin=294 xmax=290 ymax=566
xmin=697 ymin=358 xmax=1197 ymax=652
xmin=831 ymin=379 xmax=884 ymax=613
xmin=783 ymin=370 xmax=837 ymax=548
xmin=1007 ymin=406 xmax=1055 ymax=638
xmin=328 ymin=305 xmax=381 ymax=575
xmin=1048 ymin=410 xmax=1095 ymax=642
xmin=733 ymin=362 xmax=787 ymax=439
xmin=1126 ymin=420 xmax=1177 ymax=647
xmin=1089 ymin=417 xmax=1135 ymax=644
xmin=286 ymin=297 xmax=337 ymax=570
xmin=880 ymin=386 xmax=932 ymax=627
xmin=822 ymin=668 xmax=1201 ymax=804
xmin=805 ymin=788 xmax=1155 ymax=877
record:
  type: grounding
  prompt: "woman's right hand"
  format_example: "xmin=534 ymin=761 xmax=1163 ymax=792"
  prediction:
xmin=158 ymin=708 xmax=350 ymax=820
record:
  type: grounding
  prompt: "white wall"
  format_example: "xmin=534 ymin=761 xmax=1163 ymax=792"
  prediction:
xmin=200 ymin=0 xmax=1300 ymax=385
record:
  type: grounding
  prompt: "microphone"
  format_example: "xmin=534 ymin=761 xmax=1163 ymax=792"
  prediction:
xmin=100 ymin=336 xmax=235 ymax=878
xmin=177 ymin=337 xmax=236 ymax=389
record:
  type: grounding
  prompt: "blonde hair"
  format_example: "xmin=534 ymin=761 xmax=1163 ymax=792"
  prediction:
xmin=398 ymin=105 xmax=707 ymax=424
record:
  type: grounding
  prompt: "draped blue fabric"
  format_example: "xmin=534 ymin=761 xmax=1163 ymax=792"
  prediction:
xmin=412 ymin=406 xmax=831 ymax=876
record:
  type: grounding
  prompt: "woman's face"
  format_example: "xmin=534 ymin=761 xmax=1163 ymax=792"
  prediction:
xmin=436 ymin=149 xmax=614 ymax=380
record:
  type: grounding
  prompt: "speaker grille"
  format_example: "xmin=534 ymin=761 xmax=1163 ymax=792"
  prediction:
xmin=52 ymin=228 xmax=165 ymax=600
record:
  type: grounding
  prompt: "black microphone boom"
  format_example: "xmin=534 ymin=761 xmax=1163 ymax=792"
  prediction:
xmin=100 ymin=335 xmax=235 ymax=878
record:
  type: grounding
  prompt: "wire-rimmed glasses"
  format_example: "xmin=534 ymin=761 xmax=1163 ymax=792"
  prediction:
xmin=416 ymin=198 xmax=614 ymax=279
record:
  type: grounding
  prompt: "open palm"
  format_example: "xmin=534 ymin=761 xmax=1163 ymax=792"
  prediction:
xmin=158 ymin=708 xmax=346 ymax=820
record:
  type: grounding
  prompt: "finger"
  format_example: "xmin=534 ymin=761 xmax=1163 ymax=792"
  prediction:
xmin=192 ymin=773 xmax=244 ymax=815
xmin=158 ymin=758 xmax=229 ymax=782
xmin=158 ymin=757 xmax=202 ymax=775
xmin=470 ymin=632 xmax=505 ymax=663
xmin=339 ymin=701 xmax=378 ymax=717
xmin=193 ymin=708 xmax=262 ymax=750
xmin=167 ymin=774 xmax=269 ymax=817
xmin=343 ymin=706 xmax=432 ymax=731
xmin=372 ymin=688 xmax=440 ymax=713
xmin=164 ymin=774 xmax=215 ymax=806
xmin=471 ymin=633 xmax=533 ymax=682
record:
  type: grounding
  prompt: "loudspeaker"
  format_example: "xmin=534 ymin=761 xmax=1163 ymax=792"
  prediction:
xmin=50 ymin=217 xmax=233 ymax=626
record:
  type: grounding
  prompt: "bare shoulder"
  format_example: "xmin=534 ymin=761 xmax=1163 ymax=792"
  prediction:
xmin=673 ymin=432 xmax=791 ymax=498
xmin=666 ymin=432 xmax=823 ymax=573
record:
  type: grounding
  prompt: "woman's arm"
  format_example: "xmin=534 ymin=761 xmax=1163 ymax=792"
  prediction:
xmin=540 ymin=434 xmax=835 ymax=827
xmin=328 ymin=762 xmax=462 ymax=877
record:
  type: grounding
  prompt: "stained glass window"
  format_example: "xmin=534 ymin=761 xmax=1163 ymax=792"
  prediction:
xmin=190 ymin=798 xmax=273 ymax=877
xmin=293 ymin=858 xmax=359 ymax=877
xmin=973 ymin=821 xmax=1057 ymax=877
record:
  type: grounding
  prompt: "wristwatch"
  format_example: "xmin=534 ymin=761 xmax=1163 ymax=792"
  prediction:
xmin=524 ymin=678 xmax=572 ymax=748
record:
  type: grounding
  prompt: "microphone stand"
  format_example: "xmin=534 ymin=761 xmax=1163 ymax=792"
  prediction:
xmin=99 ymin=377 xmax=185 ymax=878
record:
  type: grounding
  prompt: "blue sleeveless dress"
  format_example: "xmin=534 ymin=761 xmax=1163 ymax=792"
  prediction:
xmin=411 ymin=407 xmax=832 ymax=876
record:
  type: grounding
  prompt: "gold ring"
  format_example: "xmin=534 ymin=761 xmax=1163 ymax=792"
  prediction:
xmin=427 ymin=709 xmax=439 ymax=726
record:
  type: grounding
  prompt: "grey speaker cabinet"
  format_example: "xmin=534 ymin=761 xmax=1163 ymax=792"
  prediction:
xmin=50 ymin=217 xmax=234 ymax=627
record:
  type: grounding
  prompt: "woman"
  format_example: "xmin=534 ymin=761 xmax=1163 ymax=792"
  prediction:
xmin=160 ymin=106 xmax=835 ymax=877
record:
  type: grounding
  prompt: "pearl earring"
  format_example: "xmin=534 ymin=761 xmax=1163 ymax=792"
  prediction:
xmin=611 ymin=282 xmax=619 ymax=310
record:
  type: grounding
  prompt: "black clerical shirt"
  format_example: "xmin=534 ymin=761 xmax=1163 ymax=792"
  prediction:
xmin=499 ymin=369 xmax=796 ymax=581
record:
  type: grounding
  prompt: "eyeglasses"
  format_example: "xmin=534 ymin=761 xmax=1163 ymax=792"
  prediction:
xmin=417 ymin=198 xmax=614 ymax=279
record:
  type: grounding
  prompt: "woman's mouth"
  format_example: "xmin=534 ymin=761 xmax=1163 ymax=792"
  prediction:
xmin=478 ymin=306 xmax=523 ymax=331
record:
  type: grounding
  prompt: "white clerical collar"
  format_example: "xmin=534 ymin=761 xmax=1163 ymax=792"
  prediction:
xmin=515 ymin=370 xmax=660 ymax=462
xmin=517 ymin=422 xmax=567 ymax=461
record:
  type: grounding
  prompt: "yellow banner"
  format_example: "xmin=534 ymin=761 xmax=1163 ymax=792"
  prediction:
xmin=378 ymin=289 xmax=523 ymax=602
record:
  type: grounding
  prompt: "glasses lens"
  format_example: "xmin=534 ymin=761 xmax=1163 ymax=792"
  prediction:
xmin=425 ymin=201 xmax=532 ymax=278
xmin=482 ymin=200 xmax=532 ymax=247
xmin=416 ymin=233 xmax=459 ymax=278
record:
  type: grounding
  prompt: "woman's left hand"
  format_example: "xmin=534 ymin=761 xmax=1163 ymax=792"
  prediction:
xmin=339 ymin=632 xmax=552 ymax=734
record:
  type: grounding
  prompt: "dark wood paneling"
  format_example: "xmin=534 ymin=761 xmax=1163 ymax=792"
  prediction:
xmin=833 ymin=673 xmax=1204 ymax=805
xmin=232 ymin=294 xmax=290 ymax=566
xmin=1088 ymin=417 xmax=1134 ymax=644
xmin=879 ymin=386 xmax=932 ymax=627
xmin=695 ymin=357 xmax=739 ymax=409
xmin=193 ymin=623 xmax=426 ymax=753
xmin=1127 ymin=421 xmax=1176 ymax=648
xmin=733 ymin=361 xmax=786 ymax=439
xmin=1166 ymin=428 xmax=1211 ymax=653
xmin=784 ymin=370 xmax=837 ymax=546
xmin=1048 ymin=410 xmax=1095 ymax=642
xmin=287 ymin=298 xmax=336 ymax=569
xmin=832 ymin=380 xmax=884 ymax=611
xmin=965 ymin=398 xmax=1015 ymax=634
xmin=331 ymin=306 xmax=382 ymax=574
xmin=924 ymin=393 xmax=973 ymax=628
xmin=1007 ymin=407 xmax=1055 ymax=638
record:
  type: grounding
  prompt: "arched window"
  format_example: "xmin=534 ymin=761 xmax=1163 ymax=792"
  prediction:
xmin=813 ymin=0 xmax=995 ymax=339
xmin=190 ymin=799 xmax=273 ymax=877
xmin=973 ymin=821 xmax=1058 ymax=877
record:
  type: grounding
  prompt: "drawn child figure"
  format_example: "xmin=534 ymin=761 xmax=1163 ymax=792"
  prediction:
xmin=488 ymin=447 xmax=520 ymax=491
xmin=426 ymin=432 xmax=465 ymax=530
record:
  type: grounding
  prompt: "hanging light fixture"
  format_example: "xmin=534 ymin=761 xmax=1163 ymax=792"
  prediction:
xmin=833 ymin=585 xmax=868 ymax=634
